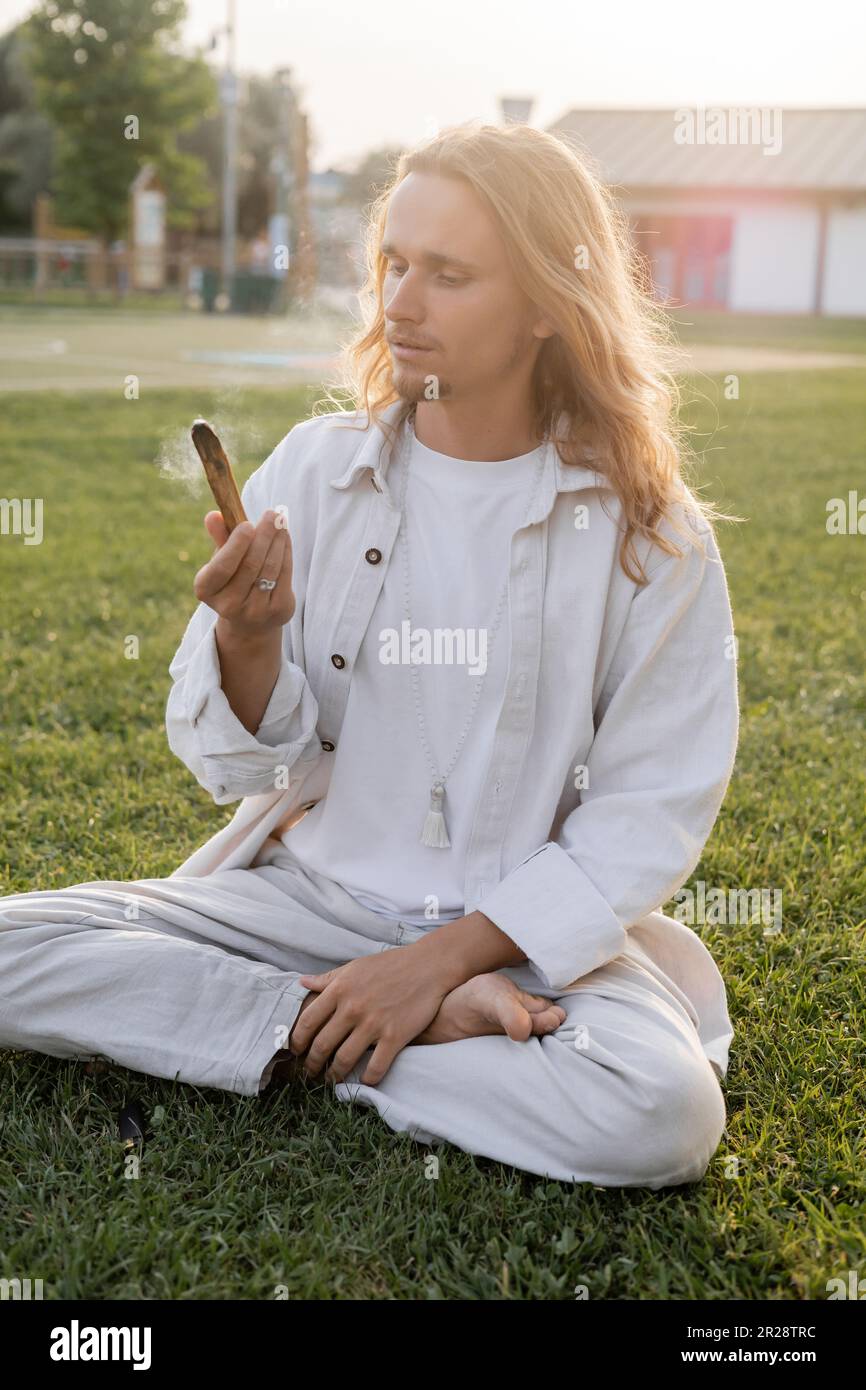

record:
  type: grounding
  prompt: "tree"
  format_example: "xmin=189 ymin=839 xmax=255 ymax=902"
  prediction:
xmin=339 ymin=147 xmax=405 ymax=214
xmin=177 ymin=69 xmax=314 ymax=248
xmin=177 ymin=72 xmax=286 ymax=241
xmin=20 ymin=0 xmax=217 ymax=245
xmin=0 ymin=27 xmax=54 ymax=230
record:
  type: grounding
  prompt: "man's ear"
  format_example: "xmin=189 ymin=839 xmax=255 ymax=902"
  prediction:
xmin=532 ymin=316 xmax=558 ymax=342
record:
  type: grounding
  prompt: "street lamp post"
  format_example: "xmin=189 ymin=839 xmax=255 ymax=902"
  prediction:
xmin=274 ymin=68 xmax=296 ymax=314
xmin=219 ymin=0 xmax=238 ymax=304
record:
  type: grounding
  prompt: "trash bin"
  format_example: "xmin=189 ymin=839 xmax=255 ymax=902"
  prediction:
xmin=201 ymin=267 xmax=219 ymax=312
xmin=231 ymin=271 xmax=279 ymax=314
xmin=253 ymin=275 xmax=279 ymax=313
xmin=230 ymin=271 xmax=251 ymax=312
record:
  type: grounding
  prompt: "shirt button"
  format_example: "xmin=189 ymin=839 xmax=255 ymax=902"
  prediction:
xmin=321 ymin=740 xmax=335 ymax=751
xmin=365 ymin=547 xmax=382 ymax=564
xmin=216 ymin=784 xmax=226 ymax=796
xmin=331 ymin=653 xmax=346 ymax=668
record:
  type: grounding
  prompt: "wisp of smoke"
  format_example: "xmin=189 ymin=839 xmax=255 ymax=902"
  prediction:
xmin=156 ymin=387 xmax=269 ymax=502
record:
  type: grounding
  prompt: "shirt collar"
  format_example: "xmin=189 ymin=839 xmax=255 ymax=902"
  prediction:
xmin=328 ymin=400 xmax=610 ymax=518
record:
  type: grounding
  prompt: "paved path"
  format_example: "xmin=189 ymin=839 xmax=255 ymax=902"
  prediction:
xmin=0 ymin=310 xmax=343 ymax=392
xmin=1 ymin=309 xmax=864 ymax=391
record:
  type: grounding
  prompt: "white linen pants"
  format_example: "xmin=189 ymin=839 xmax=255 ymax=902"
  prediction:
xmin=0 ymin=836 xmax=728 ymax=1189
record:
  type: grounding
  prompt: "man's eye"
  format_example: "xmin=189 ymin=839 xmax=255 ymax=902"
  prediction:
xmin=385 ymin=263 xmax=465 ymax=287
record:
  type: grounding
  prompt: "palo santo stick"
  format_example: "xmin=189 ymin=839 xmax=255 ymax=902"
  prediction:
xmin=190 ymin=418 xmax=249 ymax=533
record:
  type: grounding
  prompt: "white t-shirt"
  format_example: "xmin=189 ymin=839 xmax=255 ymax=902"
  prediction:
xmin=279 ymin=419 xmax=546 ymax=926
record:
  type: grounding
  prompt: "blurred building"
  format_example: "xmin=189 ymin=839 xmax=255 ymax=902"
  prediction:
xmin=549 ymin=108 xmax=866 ymax=316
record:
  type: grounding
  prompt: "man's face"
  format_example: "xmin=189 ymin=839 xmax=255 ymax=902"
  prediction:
xmin=382 ymin=171 xmax=552 ymax=403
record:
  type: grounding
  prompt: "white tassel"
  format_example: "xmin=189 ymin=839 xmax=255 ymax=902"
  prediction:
xmin=421 ymin=782 xmax=451 ymax=848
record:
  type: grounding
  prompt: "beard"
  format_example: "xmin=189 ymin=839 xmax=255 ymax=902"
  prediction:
xmin=392 ymin=360 xmax=451 ymax=402
xmin=391 ymin=325 xmax=530 ymax=404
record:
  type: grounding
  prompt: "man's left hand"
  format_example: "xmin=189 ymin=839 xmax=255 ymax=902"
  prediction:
xmin=291 ymin=943 xmax=455 ymax=1086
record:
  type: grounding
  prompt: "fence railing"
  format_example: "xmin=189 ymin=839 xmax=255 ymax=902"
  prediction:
xmin=0 ymin=237 xmax=361 ymax=309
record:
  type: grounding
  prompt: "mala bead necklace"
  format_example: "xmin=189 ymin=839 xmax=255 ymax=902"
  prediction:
xmin=395 ymin=408 xmax=547 ymax=847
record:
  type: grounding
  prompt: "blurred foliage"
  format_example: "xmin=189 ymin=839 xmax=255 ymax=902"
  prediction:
xmin=18 ymin=0 xmax=216 ymax=243
xmin=0 ymin=27 xmax=54 ymax=228
xmin=339 ymin=145 xmax=406 ymax=213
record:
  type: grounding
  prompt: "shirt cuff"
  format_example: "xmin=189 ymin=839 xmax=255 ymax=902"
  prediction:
xmin=475 ymin=841 xmax=627 ymax=991
xmin=182 ymin=623 xmax=320 ymax=803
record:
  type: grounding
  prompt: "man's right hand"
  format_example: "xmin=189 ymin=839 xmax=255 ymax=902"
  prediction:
xmin=193 ymin=508 xmax=296 ymax=736
xmin=194 ymin=507 xmax=296 ymax=638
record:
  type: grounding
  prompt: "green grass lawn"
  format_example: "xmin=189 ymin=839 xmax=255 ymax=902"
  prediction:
xmin=0 ymin=374 xmax=864 ymax=1299
xmin=671 ymin=308 xmax=866 ymax=356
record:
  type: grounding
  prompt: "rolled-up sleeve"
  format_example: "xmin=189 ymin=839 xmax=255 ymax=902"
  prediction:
xmin=475 ymin=521 xmax=740 ymax=991
xmin=164 ymin=445 xmax=323 ymax=806
xmin=165 ymin=612 xmax=321 ymax=805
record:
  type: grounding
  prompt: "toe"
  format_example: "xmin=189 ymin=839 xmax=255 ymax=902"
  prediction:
xmin=521 ymin=992 xmax=551 ymax=1013
xmin=530 ymin=1004 xmax=567 ymax=1034
xmin=498 ymin=995 xmax=534 ymax=1041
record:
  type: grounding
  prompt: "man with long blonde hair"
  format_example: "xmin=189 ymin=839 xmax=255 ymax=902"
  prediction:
xmin=0 ymin=122 xmax=739 ymax=1189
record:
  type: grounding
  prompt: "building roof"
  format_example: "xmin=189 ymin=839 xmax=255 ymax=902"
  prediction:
xmin=547 ymin=108 xmax=866 ymax=191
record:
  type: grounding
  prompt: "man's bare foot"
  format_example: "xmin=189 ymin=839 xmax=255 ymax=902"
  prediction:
xmin=412 ymin=973 xmax=567 ymax=1045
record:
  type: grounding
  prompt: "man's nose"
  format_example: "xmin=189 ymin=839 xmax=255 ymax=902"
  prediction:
xmin=384 ymin=270 xmax=423 ymax=322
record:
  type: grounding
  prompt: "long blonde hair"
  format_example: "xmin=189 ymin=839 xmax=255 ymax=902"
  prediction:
xmin=315 ymin=119 xmax=735 ymax=584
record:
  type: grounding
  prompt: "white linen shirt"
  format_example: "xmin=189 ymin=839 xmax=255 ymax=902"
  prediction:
xmin=280 ymin=422 xmax=548 ymax=925
xmin=165 ymin=399 xmax=740 ymax=1003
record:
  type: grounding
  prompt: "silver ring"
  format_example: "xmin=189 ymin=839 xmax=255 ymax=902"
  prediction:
xmin=256 ymin=577 xmax=277 ymax=591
